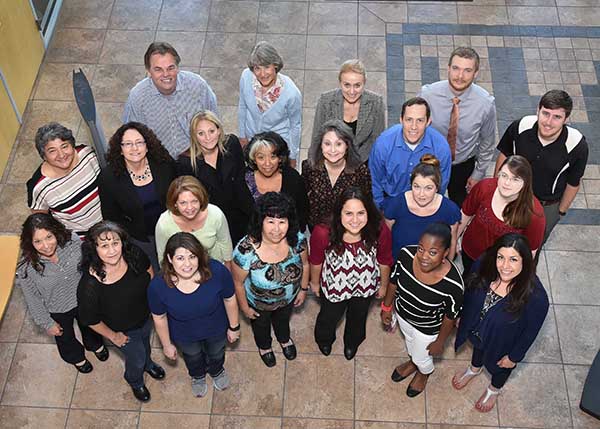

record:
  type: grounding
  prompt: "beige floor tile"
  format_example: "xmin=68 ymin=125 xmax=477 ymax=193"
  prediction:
xmin=564 ymin=364 xmax=600 ymax=429
xmin=0 ymin=406 xmax=68 ymax=429
xmin=425 ymin=360 xmax=499 ymax=426
xmin=302 ymin=70 xmax=339 ymax=108
xmin=153 ymin=32 xmax=206 ymax=68
xmin=19 ymin=100 xmax=82 ymax=141
xmin=199 ymin=67 xmax=244 ymax=107
xmin=2 ymin=343 xmax=77 ymax=407
xmin=211 ymin=415 xmax=281 ymax=429
xmin=6 ymin=140 xmax=39 ymax=185
xmin=357 ymin=423 xmax=426 ymax=429
xmin=201 ymin=33 xmax=257 ymax=69
xmin=498 ymin=363 xmax=571 ymax=428
xmin=109 ymin=0 xmax=161 ymax=30
xmin=523 ymin=307 xmax=562 ymax=363
xmin=211 ymin=350 xmax=285 ymax=416
xmin=441 ymin=329 xmax=473 ymax=361
xmin=208 ymin=0 xmax=259 ymax=33
xmin=362 ymin=3 xmax=407 ymax=23
xmin=18 ymin=312 xmax=55 ymax=344
xmin=458 ymin=5 xmax=509 ymax=25
xmin=408 ymin=4 xmax=458 ymax=24
xmin=66 ymin=409 xmax=139 ymax=428
xmin=308 ymin=2 xmax=358 ymax=36
xmin=157 ymin=0 xmax=210 ymax=31
xmin=58 ymin=0 xmax=114 ymax=29
xmin=305 ymin=36 xmax=358 ymax=70
xmin=257 ymin=34 xmax=307 ymax=70
xmin=508 ymin=6 xmax=560 ymax=25
xmin=217 ymin=106 xmax=239 ymax=138
xmin=545 ymin=225 xmax=600 ymax=251
xmin=99 ymin=30 xmax=154 ymax=65
xmin=0 ymin=288 xmax=26 ymax=342
xmin=33 ymin=63 xmax=96 ymax=102
xmin=559 ymin=6 xmax=600 ymax=26
xmin=358 ymin=6 xmax=386 ymax=37
xmin=0 ymin=184 xmax=35 ymax=234
xmin=75 ymin=101 xmax=125 ymax=144
xmin=45 ymin=29 xmax=105 ymax=63
xmin=288 ymin=295 xmax=322 ymax=354
xmin=355 ymin=356 xmax=426 ymax=423
xmin=555 ymin=305 xmax=600 ymax=365
xmin=259 ymin=2 xmax=309 ymax=34
xmin=284 ymin=354 xmax=354 ymax=419
xmin=359 ymin=36 xmax=387 ymax=72
xmin=301 ymin=107 xmax=315 ymax=153
xmin=70 ymin=349 xmax=142 ymax=410
xmin=91 ymin=64 xmax=146 ymax=103
xmin=139 ymin=412 xmax=210 ymax=428
xmin=282 ymin=418 xmax=354 ymax=429
xmin=141 ymin=353 xmax=213 ymax=413
xmin=547 ymin=251 xmax=600 ymax=305
xmin=356 ymin=301 xmax=407 ymax=359
xmin=0 ymin=342 xmax=16 ymax=395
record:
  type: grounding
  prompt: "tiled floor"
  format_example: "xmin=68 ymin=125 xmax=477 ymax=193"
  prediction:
xmin=0 ymin=1 xmax=599 ymax=428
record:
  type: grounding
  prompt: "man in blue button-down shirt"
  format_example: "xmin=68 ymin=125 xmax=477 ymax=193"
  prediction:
xmin=369 ymin=97 xmax=451 ymax=209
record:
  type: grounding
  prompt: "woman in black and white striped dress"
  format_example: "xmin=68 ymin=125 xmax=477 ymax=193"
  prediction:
xmin=381 ymin=222 xmax=464 ymax=397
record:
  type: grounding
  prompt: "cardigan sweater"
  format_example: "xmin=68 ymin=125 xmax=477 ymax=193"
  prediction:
xmin=311 ymin=88 xmax=386 ymax=162
xmin=238 ymin=68 xmax=302 ymax=160
xmin=455 ymin=275 xmax=549 ymax=374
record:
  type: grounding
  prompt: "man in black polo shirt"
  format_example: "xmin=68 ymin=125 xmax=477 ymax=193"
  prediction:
xmin=495 ymin=90 xmax=588 ymax=246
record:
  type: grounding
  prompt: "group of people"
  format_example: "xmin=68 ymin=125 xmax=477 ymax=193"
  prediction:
xmin=15 ymin=40 xmax=588 ymax=414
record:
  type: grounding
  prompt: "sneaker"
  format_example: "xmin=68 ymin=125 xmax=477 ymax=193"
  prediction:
xmin=212 ymin=370 xmax=230 ymax=391
xmin=191 ymin=376 xmax=208 ymax=397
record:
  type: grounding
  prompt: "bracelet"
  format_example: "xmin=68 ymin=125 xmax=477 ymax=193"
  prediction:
xmin=300 ymin=287 xmax=309 ymax=291
xmin=381 ymin=302 xmax=393 ymax=312
xmin=228 ymin=324 xmax=240 ymax=332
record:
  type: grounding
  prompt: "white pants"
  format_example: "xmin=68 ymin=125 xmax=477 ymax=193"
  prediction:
xmin=397 ymin=314 xmax=438 ymax=375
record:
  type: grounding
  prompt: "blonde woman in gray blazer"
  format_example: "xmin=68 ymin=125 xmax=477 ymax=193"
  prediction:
xmin=311 ymin=60 xmax=386 ymax=162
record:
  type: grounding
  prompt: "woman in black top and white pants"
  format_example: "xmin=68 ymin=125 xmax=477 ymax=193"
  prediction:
xmin=78 ymin=221 xmax=165 ymax=403
xmin=381 ymin=223 xmax=464 ymax=397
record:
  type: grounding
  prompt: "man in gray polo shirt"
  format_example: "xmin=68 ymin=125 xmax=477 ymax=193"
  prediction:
xmin=123 ymin=42 xmax=218 ymax=158
xmin=418 ymin=47 xmax=497 ymax=207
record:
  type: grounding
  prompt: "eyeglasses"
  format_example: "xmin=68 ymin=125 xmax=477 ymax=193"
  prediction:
xmin=497 ymin=171 xmax=523 ymax=184
xmin=121 ymin=140 xmax=146 ymax=149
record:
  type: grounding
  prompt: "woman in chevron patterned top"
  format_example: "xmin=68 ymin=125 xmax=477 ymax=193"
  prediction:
xmin=309 ymin=186 xmax=393 ymax=361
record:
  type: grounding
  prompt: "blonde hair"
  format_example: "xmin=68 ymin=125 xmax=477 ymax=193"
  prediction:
xmin=338 ymin=59 xmax=366 ymax=82
xmin=188 ymin=110 xmax=227 ymax=171
xmin=166 ymin=176 xmax=209 ymax=215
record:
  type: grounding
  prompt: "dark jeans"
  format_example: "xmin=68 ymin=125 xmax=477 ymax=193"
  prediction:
xmin=461 ymin=252 xmax=475 ymax=276
xmin=51 ymin=306 xmax=104 ymax=364
xmin=314 ymin=294 xmax=373 ymax=350
xmin=174 ymin=335 xmax=226 ymax=379
xmin=448 ymin=156 xmax=476 ymax=208
xmin=471 ymin=347 xmax=513 ymax=389
xmin=250 ymin=302 xmax=294 ymax=350
xmin=119 ymin=318 xmax=155 ymax=388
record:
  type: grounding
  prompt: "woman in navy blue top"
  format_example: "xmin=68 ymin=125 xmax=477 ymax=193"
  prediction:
xmin=383 ymin=155 xmax=460 ymax=259
xmin=453 ymin=233 xmax=549 ymax=413
xmin=148 ymin=232 xmax=240 ymax=398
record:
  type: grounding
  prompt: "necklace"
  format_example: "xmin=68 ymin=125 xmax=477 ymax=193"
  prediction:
xmin=128 ymin=161 xmax=151 ymax=182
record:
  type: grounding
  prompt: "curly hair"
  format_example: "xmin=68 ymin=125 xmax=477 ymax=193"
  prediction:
xmin=466 ymin=233 xmax=535 ymax=315
xmin=161 ymin=232 xmax=212 ymax=288
xmin=34 ymin=122 xmax=76 ymax=158
xmin=79 ymin=221 xmax=146 ymax=282
xmin=106 ymin=122 xmax=173 ymax=177
xmin=244 ymin=131 xmax=290 ymax=172
xmin=18 ymin=213 xmax=73 ymax=276
xmin=328 ymin=186 xmax=381 ymax=255
xmin=247 ymin=192 xmax=299 ymax=248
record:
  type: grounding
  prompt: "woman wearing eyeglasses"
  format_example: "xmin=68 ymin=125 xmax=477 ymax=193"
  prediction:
xmin=99 ymin=122 xmax=176 ymax=273
xmin=458 ymin=155 xmax=545 ymax=275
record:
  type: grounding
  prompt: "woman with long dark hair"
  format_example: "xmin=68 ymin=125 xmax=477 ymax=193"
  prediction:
xmin=148 ymin=232 xmax=240 ymax=398
xmin=458 ymin=155 xmax=545 ymax=274
xmin=310 ymin=187 xmax=392 ymax=360
xmin=99 ymin=121 xmax=176 ymax=272
xmin=78 ymin=221 xmax=165 ymax=402
xmin=232 ymin=192 xmax=309 ymax=368
xmin=453 ymin=233 xmax=549 ymax=413
xmin=17 ymin=213 xmax=106 ymax=373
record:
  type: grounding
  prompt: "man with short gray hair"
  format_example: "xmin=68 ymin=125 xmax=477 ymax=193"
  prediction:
xmin=123 ymin=42 xmax=218 ymax=158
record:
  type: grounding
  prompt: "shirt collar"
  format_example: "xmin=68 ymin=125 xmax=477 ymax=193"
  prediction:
xmin=149 ymin=71 xmax=185 ymax=96
xmin=395 ymin=126 xmax=433 ymax=150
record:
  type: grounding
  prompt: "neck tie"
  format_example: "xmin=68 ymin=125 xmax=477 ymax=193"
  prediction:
xmin=447 ymin=97 xmax=460 ymax=161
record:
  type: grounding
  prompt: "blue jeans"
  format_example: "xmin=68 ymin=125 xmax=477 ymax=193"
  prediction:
xmin=174 ymin=335 xmax=226 ymax=379
xmin=119 ymin=318 xmax=155 ymax=388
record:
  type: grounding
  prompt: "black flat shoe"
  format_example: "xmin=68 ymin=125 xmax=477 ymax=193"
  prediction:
xmin=74 ymin=359 xmax=93 ymax=373
xmin=145 ymin=365 xmax=166 ymax=380
xmin=391 ymin=368 xmax=409 ymax=383
xmin=132 ymin=385 xmax=151 ymax=402
xmin=318 ymin=343 xmax=332 ymax=356
xmin=94 ymin=346 xmax=109 ymax=362
xmin=406 ymin=384 xmax=424 ymax=397
xmin=260 ymin=350 xmax=277 ymax=367
xmin=344 ymin=346 xmax=357 ymax=360
xmin=281 ymin=341 xmax=297 ymax=361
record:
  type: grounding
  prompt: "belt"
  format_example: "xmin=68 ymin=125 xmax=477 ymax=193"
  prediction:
xmin=539 ymin=199 xmax=560 ymax=207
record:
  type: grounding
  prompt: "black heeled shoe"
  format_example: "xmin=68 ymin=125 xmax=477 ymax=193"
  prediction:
xmin=318 ymin=343 xmax=332 ymax=356
xmin=344 ymin=346 xmax=357 ymax=360
xmin=74 ymin=359 xmax=93 ymax=373
xmin=259 ymin=350 xmax=277 ymax=367
xmin=280 ymin=340 xmax=297 ymax=361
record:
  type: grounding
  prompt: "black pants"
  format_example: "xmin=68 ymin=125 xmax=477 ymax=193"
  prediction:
xmin=250 ymin=302 xmax=294 ymax=350
xmin=314 ymin=294 xmax=373 ymax=350
xmin=51 ymin=306 xmax=104 ymax=364
xmin=448 ymin=157 xmax=476 ymax=208
xmin=461 ymin=252 xmax=475 ymax=276
xmin=471 ymin=347 xmax=513 ymax=389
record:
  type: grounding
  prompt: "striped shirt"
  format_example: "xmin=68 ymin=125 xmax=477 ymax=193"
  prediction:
xmin=27 ymin=146 xmax=102 ymax=237
xmin=16 ymin=233 xmax=82 ymax=330
xmin=391 ymin=246 xmax=464 ymax=335
xmin=123 ymin=70 xmax=218 ymax=157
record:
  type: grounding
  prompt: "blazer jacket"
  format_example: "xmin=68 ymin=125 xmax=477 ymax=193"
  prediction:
xmin=99 ymin=158 xmax=177 ymax=241
xmin=311 ymin=88 xmax=386 ymax=162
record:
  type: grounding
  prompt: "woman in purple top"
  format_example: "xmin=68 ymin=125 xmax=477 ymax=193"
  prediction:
xmin=384 ymin=154 xmax=460 ymax=259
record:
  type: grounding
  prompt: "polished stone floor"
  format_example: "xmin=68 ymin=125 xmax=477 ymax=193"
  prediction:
xmin=1 ymin=1 xmax=599 ymax=428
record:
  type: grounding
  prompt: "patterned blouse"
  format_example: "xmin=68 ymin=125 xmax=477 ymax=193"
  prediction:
xmin=253 ymin=73 xmax=284 ymax=113
xmin=301 ymin=160 xmax=372 ymax=229
xmin=233 ymin=231 xmax=307 ymax=311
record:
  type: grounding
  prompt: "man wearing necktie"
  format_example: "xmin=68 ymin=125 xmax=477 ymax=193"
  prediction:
xmin=419 ymin=47 xmax=497 ymax=208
